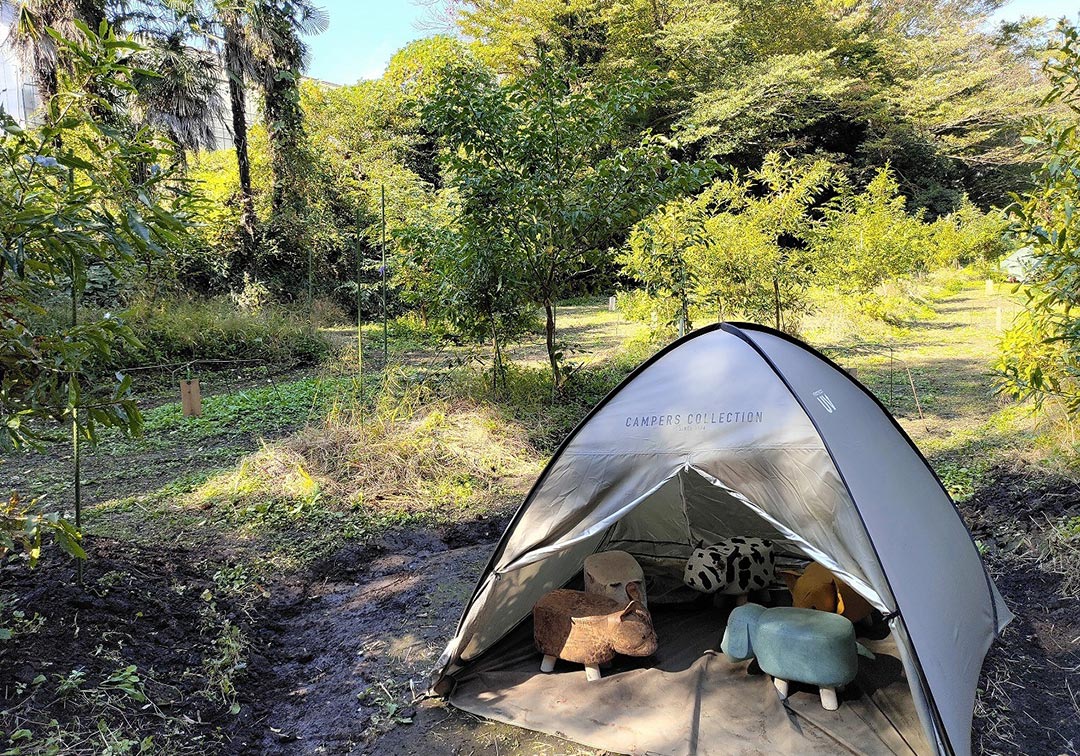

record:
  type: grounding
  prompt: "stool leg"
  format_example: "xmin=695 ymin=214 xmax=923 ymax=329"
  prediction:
xmin=540 ymin=654 xmax=556 ymax=673
xmin=585 ymin=664 xmax=602 ymax=682
xmin=820 ymin=687 xmax=839 ymax=711
xmin=773 ymin=677 xmax=789 ymax=700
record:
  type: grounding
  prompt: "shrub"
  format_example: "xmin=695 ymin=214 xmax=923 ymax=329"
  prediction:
xmin=119 ymin=296 xmax=330 ymax=368
xmin=26 ymin=296 xmax=332 ymax=375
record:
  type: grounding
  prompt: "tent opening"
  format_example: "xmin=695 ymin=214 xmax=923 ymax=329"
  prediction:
xmin=450 ymin=466 xmax=932 ymax=755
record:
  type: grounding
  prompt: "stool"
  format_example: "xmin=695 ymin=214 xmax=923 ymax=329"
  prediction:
xmin=584 ymin=550 xmax=647 ymax=607
xmin=722 ymin=604 xmax=858 ymax=711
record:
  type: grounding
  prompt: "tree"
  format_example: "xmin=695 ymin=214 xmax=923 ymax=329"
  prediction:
xmin=203 ymin=0 xmax=260 ymax=273
xmin=0 ymin=22 xmax=193 ymax=563
xmin=178 ymin=0 xmax=325 ymax=279
xmin=428 ymin=53 xmax=710 ymax=389
xmin=245 ymin=0 xmax=327 ymax=217
xmin=811 ymin=167 xmax=933 ymax=292
xmin=618 ymin=198 xmax=705 ymax=334
xmin=130 ymin=28 xmax=224 ymax=163
xmin=998 ymin=22 xmax=1080 ymax=412
xmin=620 ymin=154 xmax=833 ymax=331
xmin=8 ymin=0 xmax=106 ymax=105
xmin=447 ymin=0 xmax=1049 ymax=213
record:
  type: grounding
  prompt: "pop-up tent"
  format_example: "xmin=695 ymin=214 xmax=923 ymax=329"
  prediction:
xmin=431 ymin=322 xmax=1011 ymax=755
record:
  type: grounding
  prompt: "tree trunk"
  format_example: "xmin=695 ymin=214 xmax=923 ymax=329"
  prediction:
xmin=490 ymin=315 xmax=503 ymax=395
xmin=544 ymin=298 xmax=561 ymax=391
xmin=225 ymin=23 xmax=257 ymax=276
xmin=773 ymin=277 xmax=781 ymax=331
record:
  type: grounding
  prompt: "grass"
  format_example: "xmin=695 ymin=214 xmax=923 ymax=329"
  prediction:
xmin=6 ymin=268 xmax=1050 ymax=575
xmin=6 ymin=267 xmax=1079 ymax=754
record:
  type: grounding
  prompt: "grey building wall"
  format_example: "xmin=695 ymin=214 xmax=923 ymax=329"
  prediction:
xmin=0 ymin=5 xmax=262 ymax=152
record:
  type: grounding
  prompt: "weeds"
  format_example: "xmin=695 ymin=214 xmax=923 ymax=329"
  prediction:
xmin=357 ymin=678 xmax=415 ymax=732
xmin=198 ymin=600 xmax=248 ymax=715
xmin=2 ymin=666 xmax=157 ymax=755
xmin=1040 ymin=514 xmax=1080 ymax=598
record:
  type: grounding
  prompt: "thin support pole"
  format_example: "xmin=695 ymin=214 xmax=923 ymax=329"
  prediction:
xmin=889 ymin=346 xmax=895 ymax=409
xmin=70 ymin=241 xmax=82 ymax=587
xmin=72 ymin=407 xmax=81 ymax=586
xmin=381 ymin=185 xmax=387 ymax=365
xmin=356 ymin=206 xmax=364 ymax=413
xmin=905 ymin=365 xmax=928 ymax=431
xmin=773 ymin=277 xmax=781 ymax=332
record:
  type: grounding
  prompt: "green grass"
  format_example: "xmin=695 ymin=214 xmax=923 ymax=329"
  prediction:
xmin=11 ymin=268 xmax=1062 ymax=579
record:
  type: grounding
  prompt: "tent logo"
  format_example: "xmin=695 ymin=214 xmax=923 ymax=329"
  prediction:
xmin=813 ymin=390 xmax=837 ymax=413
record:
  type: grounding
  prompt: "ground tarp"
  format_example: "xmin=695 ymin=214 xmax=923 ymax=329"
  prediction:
xmin=451 ymin=604 xmax=929 ymax=756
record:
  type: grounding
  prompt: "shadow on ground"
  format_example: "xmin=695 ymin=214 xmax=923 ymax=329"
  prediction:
xmin=963 ymin=465 xmax=1080 ymax=756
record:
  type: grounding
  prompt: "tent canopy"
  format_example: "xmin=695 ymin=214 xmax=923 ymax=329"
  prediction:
xmin=433 ymin=323 xmax=1010 ymax=755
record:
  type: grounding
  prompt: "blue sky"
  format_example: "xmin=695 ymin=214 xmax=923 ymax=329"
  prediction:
xmin=305 ymin=2 xmax=432 ymax=85
xmin=305 ymin=0 xmax=1080 ymax=85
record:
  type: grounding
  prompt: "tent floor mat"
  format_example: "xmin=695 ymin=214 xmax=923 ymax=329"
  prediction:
xmin=450 ymin=602 xmax=931 ymax=755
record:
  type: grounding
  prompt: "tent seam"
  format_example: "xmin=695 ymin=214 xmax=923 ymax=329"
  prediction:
xmin=727 ymin=322 xmax=1002 ymax=635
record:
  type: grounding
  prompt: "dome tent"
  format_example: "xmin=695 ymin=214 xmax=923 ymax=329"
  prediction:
xmin=431 ymin=322 xmax=1011 ymax=755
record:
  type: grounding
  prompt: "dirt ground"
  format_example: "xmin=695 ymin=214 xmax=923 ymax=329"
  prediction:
xmin=4 ymin=469 xmax=1076 ymax=756
xmin=3 ymin=286 xmax=1079 ymax=755
xmin=963 ymin=467 xmax=1080 ymax=756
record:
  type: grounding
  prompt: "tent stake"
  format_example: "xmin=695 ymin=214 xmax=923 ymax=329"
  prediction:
xmin=905 ymin=365 xmax=928 ymax=430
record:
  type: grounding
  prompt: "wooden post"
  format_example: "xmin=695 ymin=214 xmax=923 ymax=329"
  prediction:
xmin=985 ymin=278 xmax=995 ymax=295
xmin=608 ymin=296 xmax=617 ymax=312
xmin=180 ymin=379 xmax=202 ymax=417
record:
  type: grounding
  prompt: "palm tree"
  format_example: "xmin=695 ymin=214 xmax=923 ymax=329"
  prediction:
xmin=131 ymin=28 xmax=224 ymax=164
xmin=6 ymin=0 xmax=105 ymax=106
xmin=245 ymin=0 xmax=327 ymax=214
xmin=216 ymin=0 xmax=258 ymax=269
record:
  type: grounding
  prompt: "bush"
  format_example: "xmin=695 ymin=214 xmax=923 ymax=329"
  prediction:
xmin=28 ymin=296 xmax=332 ymax=375
xmin=120 ymin=296 xmax=330 ymax=368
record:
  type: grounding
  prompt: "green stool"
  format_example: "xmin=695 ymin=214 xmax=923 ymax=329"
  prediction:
xmin=721 ymin=603 xmax=859 ymax=711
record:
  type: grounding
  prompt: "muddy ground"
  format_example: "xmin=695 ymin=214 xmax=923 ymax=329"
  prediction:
xmin=2 ymin=462 xmax=1077 ymax=755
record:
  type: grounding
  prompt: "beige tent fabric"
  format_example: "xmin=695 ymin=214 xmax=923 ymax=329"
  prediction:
xmin=452 ymin=606 xmax=929 ymax=756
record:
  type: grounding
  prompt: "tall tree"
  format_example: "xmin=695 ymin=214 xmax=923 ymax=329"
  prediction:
xmin=130 ymin=28 xmax=224 ymax=163
xmin=8 ymin=0 xmax=106 ymax=105
xmin=246 ymin=0 xmax=326 ymax=215
xmin=448 ymin=0 xmax=1049 ymax=213
xmin=192 ymin=0 xmax=325 ymax=276
xmin=429 ymin=53 xmax=711 ymax=389
xmin=214 ymin=0 xmax=259 ymax=272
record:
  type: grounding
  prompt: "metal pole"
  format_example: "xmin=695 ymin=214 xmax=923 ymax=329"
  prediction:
xmin=889 ymin=345 xmax=895 ymax=409
xmin=356 ymin=205 xmax=364 ymax=410
xmin=307 ymin=240 xmax=314 ymax=316
xmin=71 ymin=255 xmax=82 ymax=587
xmin=773 ymin=278 xmax=781 ymax=331
xmin=381 ymin=185 xmax=387 ymax=365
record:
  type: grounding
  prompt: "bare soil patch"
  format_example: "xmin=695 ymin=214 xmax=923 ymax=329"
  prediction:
xmin=964 ymin=466 xmax=1080 ymax=756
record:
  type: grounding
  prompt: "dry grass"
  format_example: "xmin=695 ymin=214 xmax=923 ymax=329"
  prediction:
xmin=191 ymin=386 xmax=542 ymax=522
xmin=1039 ymin=515 xmax=1080 ymax=598
xmin=292 ymin=399 xmax=540 ymax=511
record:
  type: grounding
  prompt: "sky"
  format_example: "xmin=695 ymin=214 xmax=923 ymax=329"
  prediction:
xmin=305 ymin=2 xmax=434 ymax=85
xmin=305 ymin=0 xmax=1080 ymax=86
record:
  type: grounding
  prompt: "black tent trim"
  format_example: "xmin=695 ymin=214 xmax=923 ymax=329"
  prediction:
xmin=725 ymin=321 xmax=999 ymax=633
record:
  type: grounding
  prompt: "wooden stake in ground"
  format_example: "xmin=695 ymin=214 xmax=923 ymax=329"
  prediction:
xmin=180 ymin=379 xmax=202 ymax=417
